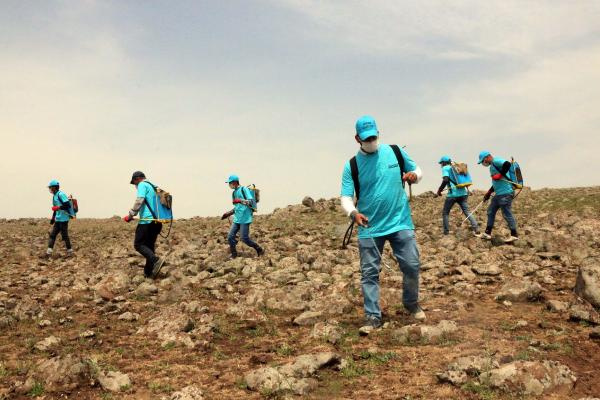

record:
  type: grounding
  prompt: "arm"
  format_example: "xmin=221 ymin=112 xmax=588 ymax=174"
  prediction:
xmin=128 ymin=197 xmax=145 ymax=218
xmin=492 ymin=161 xmax=511 ymax=180
xmin=437 ymin=176 xmax=449 ymax=195
xmin=340 ymin=196 xmax=357 ymax=217
xmin=399 ymin=148 xmax=422 ymax=184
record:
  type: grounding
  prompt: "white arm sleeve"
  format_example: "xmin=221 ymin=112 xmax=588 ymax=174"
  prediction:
xmin=413 ymin=166 xmax=423 ymax=184
xmin=340 ymin=196 xmax=357 ymax=216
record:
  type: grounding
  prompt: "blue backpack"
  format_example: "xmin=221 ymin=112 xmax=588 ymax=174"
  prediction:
xmin=508 ymin=158 xmax=524 ymax=189
xmin=448 ymin=162 xmax=473 ymax=189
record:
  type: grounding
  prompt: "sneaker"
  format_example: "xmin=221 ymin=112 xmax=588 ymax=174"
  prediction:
xmin=473 ymin=231 xmax=482 ymax=238
xmin=150 ymin=257 xmax=166 ymax=279
xmin=411 ymin=306 xmax=426 ymax=321
xmin=256 ymin=246 xmax=265 ymax=257
xmin=480 ymin=232 xmax=492 ymax=240
xmin=65 ymin=250 xmax=74 ymax=258
xmin=362 ymin=315 xmax=382 ymax=329
xmin=504 ymin=236 xmax=519 ymax=243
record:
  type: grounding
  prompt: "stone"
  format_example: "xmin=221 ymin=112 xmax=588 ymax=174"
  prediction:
xmin=34 ymin=335 xmax=61 ymax=352
xmin=574 ymin=260 xmax=600 ymax=308
xmin=311 ymin=322 xmax=343 ymax=344
xmin=392 ymin=320 xmax=458 ymax=344
xmin=590 ymin=326 xmax=600 ymax=339
xmin=293 ymin=311 xmax=323 ymax=326
xmin=495 ymin=279 xmax=542 ymax=302
xmin=480 ymin=360 xmax=576 ymax=395
xmin=98 ymin=370 xmax=131 ymax=392
xmin=167 ymin=385 xmax=205 ymax=400
xmin=302 ymin=196 xmax=315 ymax=208
xmin=546 ymin=299 xmax=569 ymax=312
xmin=26 ymin=355 xmax=88 ymax=392
xmin=569 ymin=303 xmax=600 ymax=325
xmin=118 ymin=311 xmax=140 ymax=321
xmin=472 ymin=264 xmax=502 ymax=276
xmin=135 ymin=282 xmax=158 ymax=296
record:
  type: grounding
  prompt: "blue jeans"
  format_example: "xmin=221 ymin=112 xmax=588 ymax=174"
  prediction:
xmin=358 ymin=230 xmax=420 ymax=319
xmin=486 ymin=194 xmax=517 ymax=233
xmin=442 ymin=196 xmax=478 ymax=233
xmin=227 ymin=223 xmax=258 ymax=250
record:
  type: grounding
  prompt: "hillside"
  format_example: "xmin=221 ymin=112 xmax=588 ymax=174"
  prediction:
xmin=1 ymin=187 xmax=599 ymax=399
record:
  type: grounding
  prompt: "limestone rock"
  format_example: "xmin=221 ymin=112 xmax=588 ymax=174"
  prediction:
xmin=495 ymin=279 xmax=542 ymax=302
xmin=574 ymin=260 xmax=600 ymax=308
xmin=98 ymin=370 xmax=131 ymax=392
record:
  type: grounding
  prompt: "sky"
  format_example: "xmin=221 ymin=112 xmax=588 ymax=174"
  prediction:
xmin=1 ymin=0 xmax=599 ymax=219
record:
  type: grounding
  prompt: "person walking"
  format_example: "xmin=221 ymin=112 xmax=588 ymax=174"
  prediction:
xmin=45 ymin=179 xmax=74 ymax=258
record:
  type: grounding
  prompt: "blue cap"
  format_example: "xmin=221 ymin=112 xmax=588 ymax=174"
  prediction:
xmin=48 ymin=179 xmax=59 ymax=187
xmin=478 ymin=151 xmax=491 ymax=164
xmin=226 ymin=174 xmax=239 ymax=183
xmin=439 ymin=155 xmax=451 ymax=164
xmin=355 ymin=115 xmax=379 ymax=141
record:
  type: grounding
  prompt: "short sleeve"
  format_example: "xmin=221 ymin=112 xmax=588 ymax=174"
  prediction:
xmin=243 ymin=186 xmax=254 ymax=200
xmin=341 ymin=161 xmax=354 ymax=197
xmin=136 ymin=182 xmax=150 ymax=198
xmin=442 ymin=165 xmax=451 ymax=178
xmin=58 ymin=192 xmax=69 ymax=203
xmin=399 ymin=147 xmax=417 ymax=173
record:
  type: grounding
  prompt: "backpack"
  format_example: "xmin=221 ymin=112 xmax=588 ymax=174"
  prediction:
xmin=234 ymin=185 xmax=259 ymax=212
xmin=508 ymin=158 xmax=524 ymax=189
xmin=143 ymin=181 xmax=173 ymax=221
xmin=349 ymin=144 xmax=406 ymax=202
xmin=68 ymin=194 xmax=78 ymax=218
xmin=493 ymin=158 xmax=524 ymax=189
xmin=448 ymin=162 xmax=473 ymax=190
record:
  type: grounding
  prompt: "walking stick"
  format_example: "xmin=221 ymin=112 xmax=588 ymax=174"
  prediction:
xmin=461 ymin=199 xmax=485 ymax=226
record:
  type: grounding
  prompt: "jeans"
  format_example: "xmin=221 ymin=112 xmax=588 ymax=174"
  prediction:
xmin=48 ymin=221 xmax=71 ymax=250
xmin=358 ymin=229 xmax=421 ymax=319
xmin=486 ymin=194 xmax=517 ymax=233
xmin=442 ymin=196 xmax=478 ymax=233
xmin=228 ymin=223 xmax=259 ymax=251
xmin=134 ymin=222 xmax=162 ymax=275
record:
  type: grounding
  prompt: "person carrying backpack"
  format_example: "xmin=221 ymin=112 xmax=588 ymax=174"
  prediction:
xmin=477 ymin=151 xmax=519 ymax=243
xmin=123 ymin=171 xmax=165 ymax=278
xmin=340 ymin=115 xmax=425 ymax=331
xmin=45 ymin=179 xmax=74 ymax=258
xmin=221 ymin=174 xmax=264 ymax=260
xmin=436 ymin=156 xmax=480 ymax=236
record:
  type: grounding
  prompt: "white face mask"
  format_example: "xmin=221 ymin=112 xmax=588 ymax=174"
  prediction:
xmin=361 ymin=139 xmax=379 ymax=154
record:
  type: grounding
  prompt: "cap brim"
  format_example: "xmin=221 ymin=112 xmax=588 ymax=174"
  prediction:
xmin=358 ymin=130 xmax=378 ymax=141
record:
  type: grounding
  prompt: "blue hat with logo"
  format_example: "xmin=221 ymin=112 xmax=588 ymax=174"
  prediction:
xmin=478 ymin=151 xmax=491 ymax=164
xmin=438 ymin=155 xmax=451 ymax=164
xmin=355 ymin=115 xmax=379 ymax=141
xmin=48 ymin=179 xmax=59 ymax=187
xmin=226 ymin=174 xmax=239 ymax=183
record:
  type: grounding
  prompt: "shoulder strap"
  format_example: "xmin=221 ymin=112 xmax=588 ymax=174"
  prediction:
xmin=241 ymin=187 xmax=248 ymax=200
xmin=140 ymin=182 xmax=157 ymax=220
xmin=390 ymin=145 xmax=406 ymax=189
xmin=349 ymin=156 xmax=360 ymax=201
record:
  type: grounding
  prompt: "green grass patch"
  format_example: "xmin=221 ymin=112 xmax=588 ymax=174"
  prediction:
xmin=340 ymin=359 xmax=369 ymax=378
xmin=275 ymin=343 xmax=295 ymax=357
xmin=359 ymin=351 xmax=398 ymax=365
xmin=461 ymin=381 xmax=495 ymax=400
xmin=148 ymin=381 xmax=173 ymax=394
xmin=28 ymin=382 xmax=44 ymax=397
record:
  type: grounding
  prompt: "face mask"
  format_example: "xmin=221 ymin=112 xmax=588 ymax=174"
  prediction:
xmin=482 ymin=159 xmax=491 ymax=167
xmin=361 ymin=139 xmax=379 ymax=154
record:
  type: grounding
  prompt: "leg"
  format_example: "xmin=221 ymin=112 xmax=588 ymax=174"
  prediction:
xmin=357 ymin=236 xmax=385 ymax=319
xmin=134 ymin=224 xmax=158 ymax=276
xmin=485 ymin=195 xmax=501 ymax=234
xmin=147 ymin=222 xmax=163 ymax=254
xmin=59 ymin=222 xmax=72 ymax=250
xmin=388 ymin=230 xmax=421 ymax=312
xmin=48 ymin=223 xmax=61 ymax=250
xmin=240 ymin=224 xmax=259 ymax=249
xmin=441 ymin=197 xmax=456 ymax=234
xmin=458 ymin=197 xmax=478 ymax=232
xmin=227 ymin=223 xmax=241 ymax=255
xmin=498 ymin=195 xmax=518 ymax=235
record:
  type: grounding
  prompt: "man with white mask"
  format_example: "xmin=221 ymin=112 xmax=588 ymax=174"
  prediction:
xmin=340 ymin=115 xmax=425 ymax=330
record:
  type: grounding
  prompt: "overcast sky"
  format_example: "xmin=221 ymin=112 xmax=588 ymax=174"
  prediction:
xmin=2 ymin=0 xmax=599 ymax=219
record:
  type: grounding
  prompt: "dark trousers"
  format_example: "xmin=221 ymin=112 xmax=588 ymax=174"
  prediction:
xmin=227 ymin=223 xmax=259 ymax=252
xmin=442 ymin=196 xmax=478 ymax=233
xmin=134 ymin=222 xmax=162 ymax=275
xmin=486 ymin=194 xmax=517 ymax=234
xmin=48 ymin=221 xmax=71 ymax=250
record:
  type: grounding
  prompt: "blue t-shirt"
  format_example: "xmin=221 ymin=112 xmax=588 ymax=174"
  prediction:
xmin=52 ymin=191 xmax=71 ymax=222
xmin=232 ymin=186 xmax=254 ymax=224
xmin=442 ymin=165 xmax=468 ymax=198
xmin=341 ymin=144 xmax=417 ymax=238
xmin=136 ymin=181 xmax=157 ymax=224
xmin=490 ymin=158 xmax=514 ymax=196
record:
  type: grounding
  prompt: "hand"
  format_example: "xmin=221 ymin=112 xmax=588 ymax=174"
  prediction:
xmin=354 ymin=212 xmax=369 ymax=227
xmin=123 ymin=215 xmax=132 ymax=222
xmin=436 ymin=190 xmax=443 ymax=197
xmin=51 ymin=206 xmax=60 ymax=211
xmin=232 ymin=199 xmax=242 ymax=204
xmin=221 ymin=213 xmax=229 ymax=220
xmin=402 ymin=172 xmax=418 ymax=183
xmin=483 ymin=192 xmax=491 ymax=202
xmin=491 ymin=173 xmax=502 ymax=181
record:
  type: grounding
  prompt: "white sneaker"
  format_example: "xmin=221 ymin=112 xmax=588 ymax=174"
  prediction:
xmin=480 ymin=233 xmax=492 ymax=240
xmin=411 ymin=307 xmax=426 ymax=321
xmin=473 ymin=232 xmax=482 ymax=238
xmin=504 ymin=236 xmax=519 ymax=243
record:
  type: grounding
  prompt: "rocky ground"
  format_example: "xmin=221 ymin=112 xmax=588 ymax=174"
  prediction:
xmin=1 ymin=187 xmax=599 ymax=399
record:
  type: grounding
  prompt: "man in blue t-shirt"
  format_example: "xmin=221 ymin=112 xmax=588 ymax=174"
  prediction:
xmin=340 ymin=115 xmax=425 ymax=330
xmin=477 ymin=151 xmax=519 ymax=243
xmin=45 ymin=179 xmax=74 ymax=257
xmin=436 ymin=156 xmax=480 ymax=236
xmin=123 ymin=171 xmax=165 ymax=278
xmin=221 ymin=175 xmax=264 ymax=260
